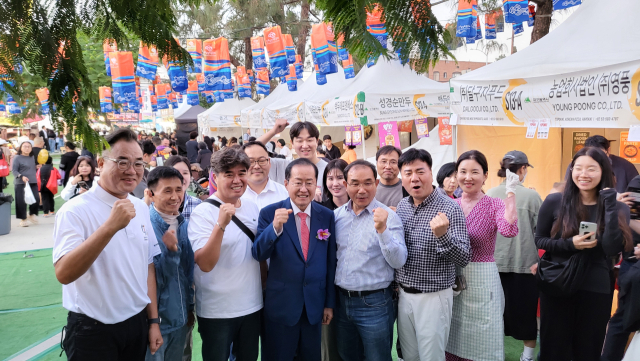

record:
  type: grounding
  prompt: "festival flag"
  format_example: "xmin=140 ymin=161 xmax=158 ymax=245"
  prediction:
xmin=256 ymin=70 xmax=270 ymax=95
xmin=528 ymin=4 xmax=536 ymax=27
xmin=187 ymin=81 xmax=199 ymax=105
xmin=103 ymin=40 xmax=117 ymax=77
xmin=466 ymin=36 xmax=476 ymax=44
xmin=263 ymin=26 xmax=289 ymax=77
xmin=169 ymin=92 xmax=179 ymax=109
xmin=186 ymin=39 xmax=203 ymax=74
xmin=251 ymin=36 xmax=268 ymax=71
xmin=136 ymin=42 xmax=158 ymax=80
xmin=155 ymin=83 xmax=169 ymax=110
xmin=215 ymin=91 xmax=226 ymax=102
xmin=248 ymin=69 xmax=254 ymax=84
xmin=295 ymin=55 xmax=304 ymax=79
xmin=366 ymin=5 xmax=388 ymax=48
xmin=109 ymin=51 xmax=136 ymax=104
xmin=177 ymin=92 xmax=183 ymax=104
xmin=485 ymin=12 xmax=497 ymax=39
xmin=7 ymin=95 xmax=20 ymax=114
xmin=503 ymin=0 xmax=529 ymax=24
xmin=311 ymin=23 xmax=338 ymax=75
xmin=456 ymin=0 xmax=477 ymax=38
xmin=0 ymin=102 xmax=5 ymax=116
xmin=336 ymin=34 xmax=349 ymax=61
xmin=166 ymin=39 xmax=188 ymax=93
xmin=99 ymin=87 xmax=113 ymax=113
xmin=514 ymin=22 xmax=524 ymax=34
xmin=553 ymin=0 xmax=580 ymax=11
xmin=196 ymin=73 xmax=206 ymax=93
xmin=150 ymin=95 xmax=158 ymax=112
xmin=475 ymin=17 xmax=483 ymax=40
xmin=35 ymin=88 xmax=50 ymax=115
xmin=496 ymin=8 xmax=505 ymax=32
xmin=311 ymin=49 xmax=327 ymax=85
xmin=203 ymin=38 xmax=232 ymax=91
xmin=286 ymin=65 xmax=297 ymax=92
xmin=203 ymin=91 xmax=214 ymax=103
xmin=284 ymin=34 xmax=296 ymax=64
xmin=343 ymin=55 xmax=355 ymax=79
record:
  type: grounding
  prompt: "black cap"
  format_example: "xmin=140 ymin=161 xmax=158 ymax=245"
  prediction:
xmin=503 ymin=150 xmax=533 ymax=168
xmin=584 ymin=135 xmax=615 ymax=150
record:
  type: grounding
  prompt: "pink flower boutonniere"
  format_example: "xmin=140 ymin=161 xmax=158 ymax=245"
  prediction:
xmin=316 ymin=229 xmax=330 ymax=241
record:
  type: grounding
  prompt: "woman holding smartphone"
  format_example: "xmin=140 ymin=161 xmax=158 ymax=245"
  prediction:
xmin=61 ymin=156 xmax=98 ymax=201
xmin=535 ymin=146 xmax=632 ymax=361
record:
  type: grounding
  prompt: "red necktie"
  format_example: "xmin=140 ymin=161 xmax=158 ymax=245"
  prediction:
xmin=298 ymin=212 xmax=309 ymax=261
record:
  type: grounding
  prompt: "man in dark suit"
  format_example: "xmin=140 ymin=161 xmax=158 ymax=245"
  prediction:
xmin=39 ymin=126 xmax=50 ymax=150
xmin=253 ymin=158 xmax=337 ymax=361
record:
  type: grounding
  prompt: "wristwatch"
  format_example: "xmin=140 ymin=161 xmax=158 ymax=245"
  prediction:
xmin=148 ymin=317 xmax=161 ymax=326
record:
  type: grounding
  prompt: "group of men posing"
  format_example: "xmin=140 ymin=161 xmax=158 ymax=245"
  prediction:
xmin=52 ymin=118 xmax=469 ymax=361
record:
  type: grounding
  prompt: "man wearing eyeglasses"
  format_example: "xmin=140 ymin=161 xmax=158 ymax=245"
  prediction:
xmin=375 ymin=146 xmax=409 ymax=211
xmin=333 ymin=160 xmax=406 ymax=361
xmin=252 ymin=158 xmax=337 ymax=361
xmin=241 ymin=141 xmax=289 ymax=210
xmin=53 ymin=128 xmax=163 ymax=360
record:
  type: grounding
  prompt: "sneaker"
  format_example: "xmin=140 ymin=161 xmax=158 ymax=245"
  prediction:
xmin=19 ymin=220 xmax=29 ymax=227
xmin=520 ymin=354 xmax=534 ymax=361
xmin=28 ymin=215 xmax=38 ymax=224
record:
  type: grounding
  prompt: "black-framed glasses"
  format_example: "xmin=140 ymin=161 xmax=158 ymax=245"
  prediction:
xmin=104 ymin=157 xmax=146 ymax=171
xmin=249 ymin=157 xmax=269 ymax=166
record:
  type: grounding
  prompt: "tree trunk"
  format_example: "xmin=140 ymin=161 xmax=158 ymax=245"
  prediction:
xmin=244 ymin=37 xmax=253 ymax=70
xmin=230 ymin=55 xmax=241 ymax=67
xmin=296 ymin=0 xmax=311 ymax=60
xmin=530 ymin=0 xmax=553 ymax=44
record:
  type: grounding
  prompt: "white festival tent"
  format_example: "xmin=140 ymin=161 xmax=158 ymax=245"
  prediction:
xmin=261 ymin=68 xmax=354 ymax=127
xmin=197 ymin=97 xmax=256 ymax=136
xmin=323 ymin=57 xmax=451 ymax=126
xmin=240 ymin=83 xmax=290 ymax=129
xmin=450 ymin=0 xmax=640 ymax=128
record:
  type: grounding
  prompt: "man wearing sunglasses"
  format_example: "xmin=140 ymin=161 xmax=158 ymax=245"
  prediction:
xmin=53 ymin=128 xmax=163 ymax=360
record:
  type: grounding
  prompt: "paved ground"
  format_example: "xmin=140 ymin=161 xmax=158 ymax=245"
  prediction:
xmin=0 ymin=216 xmax=56 ymax=253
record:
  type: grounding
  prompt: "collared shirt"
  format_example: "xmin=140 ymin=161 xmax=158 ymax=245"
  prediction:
xmin=395 ymin=189 xmax=471 ymax=293
xmin=241 ymin=179 xmax=289 ymax=210
xmin=334 ymin=199 xmax=407 ymax=291
xmin=182 ymin=194 xmax=202 ymax=221
xmin=275 ymin=200 xmax=311 ymax=246
xmin=52 ymin=184 xmax=161 ymax=324
xmin=188 ymin=196 xmax=262 ymax=318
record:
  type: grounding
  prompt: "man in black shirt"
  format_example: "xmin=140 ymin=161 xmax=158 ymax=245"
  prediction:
xmin=59 ymin=142 xmax=80 ymax=186
xmin=323 ymin=135 xmax=342 ymax=160
xmin=186 ymin=131 xmax=199 ymax=164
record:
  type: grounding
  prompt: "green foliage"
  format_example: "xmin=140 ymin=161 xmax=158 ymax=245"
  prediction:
xmin=0 ymin=0 xmax=211 ymax=153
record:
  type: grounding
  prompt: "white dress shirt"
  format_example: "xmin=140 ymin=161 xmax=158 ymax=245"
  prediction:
xmin=279 ymin=146 xmax=293 ymax=160
xmin=52 ymin=184 xmax=160 ymax=324
xmin=241 ymin=179 xmax=289 ymax=210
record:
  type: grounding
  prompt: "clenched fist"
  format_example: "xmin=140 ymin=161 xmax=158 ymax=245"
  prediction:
xmin=273 ymin=208 xmax=293 ymax=234
xmin=430 ymin=212 xmax=450 ymax=238
xmin=163 ymin=230 xmax=178 ymax=252
xmin=217 ymin=203 xmax=236 ymax=229
xmin=273 ymin=118 xmax=289 ymax=134
xmin=372 ymin=208 xmax=388 ymax=233
xmin=109 ymin=199 xmax=136 ymax=231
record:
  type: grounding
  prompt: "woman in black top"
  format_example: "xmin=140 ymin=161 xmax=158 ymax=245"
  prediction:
xmin=318 ymin=159 xmax=349 ymax=211
xmin=59 ymin=141 xmax=79 ymax=186
xmin=535 ymin=146 xmax=632 ymax=361
xmin=196 ymin=142 xmax=213 ymax=171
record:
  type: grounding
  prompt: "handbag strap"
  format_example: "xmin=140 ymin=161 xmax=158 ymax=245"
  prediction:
xmin=203 ymin=199 xmax=255 ymax=242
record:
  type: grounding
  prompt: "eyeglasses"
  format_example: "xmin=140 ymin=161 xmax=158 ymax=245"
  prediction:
xmin=291 ymin=181 xmax=316 ymax=189
xmin=104 ymin=157 xmax=146 ymax=171
xmin=378 ymin=160 xmax=398 ymax=167
xmin=249 ymin=157 xmax=269 ymax=166
xmin=571 ymin=167 xmax=601 ymax=176
xmin=347 ymin=182 xmax=375 ymax=189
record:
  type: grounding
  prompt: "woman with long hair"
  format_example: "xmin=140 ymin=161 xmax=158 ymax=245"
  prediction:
xmin=535 ymin=146 xmax=631 ymax=361
xmin=61 ymin=156 xmax=97 ymax=201
xmin=319 ymin=159 xmax=350 ymax=211
xmin=12 ymin=141 xmax=40 ymax=227
xmin=446 ymin=150 xmax=518 ymax=361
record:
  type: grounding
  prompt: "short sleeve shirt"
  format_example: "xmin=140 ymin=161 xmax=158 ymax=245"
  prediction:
xmin=53 ymin=184 xmax=160 ymax=324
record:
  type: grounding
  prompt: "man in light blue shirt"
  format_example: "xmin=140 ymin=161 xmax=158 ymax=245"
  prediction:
xmin=333 ymin=160 xmax=407 ymax=361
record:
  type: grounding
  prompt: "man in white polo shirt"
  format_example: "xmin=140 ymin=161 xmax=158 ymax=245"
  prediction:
xmin=53 ymin=128 xmax=163 ymax=360
xmin=188 ymin=146 xmax=262 ymax=361
xmin=241 ymin=141 xmax=289 ymax=210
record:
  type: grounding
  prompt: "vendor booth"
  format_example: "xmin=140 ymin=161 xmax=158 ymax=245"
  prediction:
xmin=450 ymin=0 xmax=640 ymax=197
xmin=198 ymin=97 xmax=256 ymax=139
xmin=175 ymin=105 xmax=206 ymax=155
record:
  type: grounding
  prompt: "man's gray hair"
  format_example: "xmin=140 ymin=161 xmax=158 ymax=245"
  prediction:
xmin=210 ymin=146 xmax=250 ymax=175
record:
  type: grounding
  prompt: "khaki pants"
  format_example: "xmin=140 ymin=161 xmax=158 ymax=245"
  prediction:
xmin=397 ymin=287 xmax=453 ymax=361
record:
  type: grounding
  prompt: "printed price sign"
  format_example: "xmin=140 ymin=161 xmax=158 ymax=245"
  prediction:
xmin=378 ymin=121 xmax=400 ymax=148
xmin=537 ymin=119 xmax=550 ymax=139
xmin=415 ymin=118 xmax=429 ymax=138
xmin=525 ymin=120 xmax=538 ymax=139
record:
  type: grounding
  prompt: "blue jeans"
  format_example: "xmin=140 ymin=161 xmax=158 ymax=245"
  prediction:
xmin=335 ymin=287 xmax=395 ymax=361
xmin=145 ymin=324 xmax=189 ymax=361
xmin=48 ymin=138 xmax=56 ymax=152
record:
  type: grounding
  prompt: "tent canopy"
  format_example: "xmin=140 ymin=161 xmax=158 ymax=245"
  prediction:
xmin=240 ymin=83 xmax=290 ymax=128
xmin=174 ymin=105 xmax=206 ymax=124
xmin=198 ymin=97 xmax=256 ymax=127
xmin=451 ymin=0 xmax=640 ymax=128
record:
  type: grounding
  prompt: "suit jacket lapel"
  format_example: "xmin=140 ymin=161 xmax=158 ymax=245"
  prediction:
xmin=283 ymin=199 xmax=304 ymax=260
xmin=307 ymin=202 xmax=323 ymax=261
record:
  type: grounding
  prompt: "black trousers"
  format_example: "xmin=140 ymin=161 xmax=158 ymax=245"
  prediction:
xmin=601 ymin=259 xmax=637 ymax=361
xmin=197 ymin=310 xmax=260 ymax=361
xmin=62 ymin=310 xmax=148 ymax=361
xmin=539 ymin=290 xmax=612 ymax=361
xmin=41 ymin=186 xmax=55 ymax=213
xmin=14 ymin=183 xmax=39 ymax=220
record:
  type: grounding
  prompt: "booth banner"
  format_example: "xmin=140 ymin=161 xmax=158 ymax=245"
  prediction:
xmin=415 ymin=118 xmax=429 ymax=138
xmin=248 ymin=109 xmax=264 ymax=129
xmin=620 ymin=131 xmax=640 ymax=164
xmin=208 ymin=115 xmax=240 ymax=128
xmin=264 ymin=103 xmax=301 ymax=126
xmin=438 ymin=117 xmax=453 ymax=145
xmin=450 ymin=60 xmax=640 ymax=128
xmin=571 ymin=131 xmax=589 ymax=157
xmin=345 ymin=125 xmax=362 ymax=146
xmin=378 ymin=121 xmax=400 ymax=148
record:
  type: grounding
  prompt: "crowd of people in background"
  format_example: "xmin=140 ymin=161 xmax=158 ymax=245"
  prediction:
xmin=2 ymin=118 xmax=632 ymax=361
